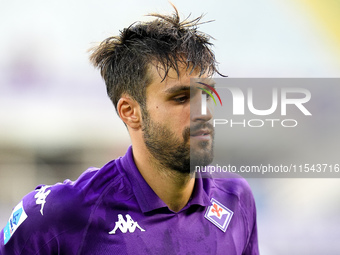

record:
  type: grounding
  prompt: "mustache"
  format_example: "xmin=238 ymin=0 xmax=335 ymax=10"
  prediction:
xmin=182 ymin=123 xmax=215 ymax=141
xmin=190 ymin=123 xmax=214 ymax=135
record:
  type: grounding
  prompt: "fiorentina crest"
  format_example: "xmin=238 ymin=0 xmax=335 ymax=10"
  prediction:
xmin=204 ymin=198 xmax=233 ymax=232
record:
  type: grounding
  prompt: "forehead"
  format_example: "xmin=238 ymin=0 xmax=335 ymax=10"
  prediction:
xmin=146 ymin=63 xmax=210 ymax=93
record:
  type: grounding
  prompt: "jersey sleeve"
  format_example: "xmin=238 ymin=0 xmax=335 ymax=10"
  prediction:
xmin=0 ymin=183 xmax=90 ymax=255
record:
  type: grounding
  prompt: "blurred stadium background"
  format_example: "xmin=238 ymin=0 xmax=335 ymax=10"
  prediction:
xmin=1 ymin=0 xmax=340 ymax=254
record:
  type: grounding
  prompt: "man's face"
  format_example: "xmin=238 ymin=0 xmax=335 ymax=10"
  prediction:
xmin=141 ymin=64 xmax=215 ymax=175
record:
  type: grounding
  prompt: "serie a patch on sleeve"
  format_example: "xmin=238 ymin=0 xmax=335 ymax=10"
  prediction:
xmin=3 ymin=201 xmax=28 ymax=245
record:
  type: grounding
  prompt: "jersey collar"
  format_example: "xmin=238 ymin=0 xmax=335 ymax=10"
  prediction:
xmin=119 ymin=146 xmax=211 ymax=214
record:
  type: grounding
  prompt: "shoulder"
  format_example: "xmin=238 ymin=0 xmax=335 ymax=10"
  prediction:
xmin=0 ymin=158 xmax=128 ymax=254
xmin=0 ymin=177 xmax=91 ymax=253
xmin=24 ymin=158 xmax=127 ymax=224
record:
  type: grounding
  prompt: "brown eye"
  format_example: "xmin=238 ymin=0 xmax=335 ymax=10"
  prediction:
xmin=173 ymin=95 xmax=189 ymax=104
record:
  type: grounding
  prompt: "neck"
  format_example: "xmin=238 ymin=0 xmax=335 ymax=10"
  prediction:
xmin=132 ymin=144 xmax=195 ymax=212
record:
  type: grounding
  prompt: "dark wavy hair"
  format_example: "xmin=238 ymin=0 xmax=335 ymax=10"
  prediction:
xmin=89 ymin=5 xmax=219 ymax=111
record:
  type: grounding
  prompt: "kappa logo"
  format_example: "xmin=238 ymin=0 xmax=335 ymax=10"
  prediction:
xmin=3 ymin=201 xmax=28 ymax=245
xmin=205 ymin=198 xmax=233 ymax=232
xmin=109 ymin=214 xmax=145 ymax=234
xmin=34 ymin=185 xmax=51 ymax=215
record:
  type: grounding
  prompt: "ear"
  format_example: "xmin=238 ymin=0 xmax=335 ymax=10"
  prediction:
xmin=117 ymin=96 xmax=141 ymax=129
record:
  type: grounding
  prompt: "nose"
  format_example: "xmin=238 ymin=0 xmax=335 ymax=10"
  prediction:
xmin=190 ymin=91 xmax=214 ymax=123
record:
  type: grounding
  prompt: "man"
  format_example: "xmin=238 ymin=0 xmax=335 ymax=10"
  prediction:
xmin=0 ymin=7 xmax=259 ymax=255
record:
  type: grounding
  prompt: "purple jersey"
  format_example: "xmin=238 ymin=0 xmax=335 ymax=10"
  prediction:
xmin=1 ymin=146 xmax=259 ymax=254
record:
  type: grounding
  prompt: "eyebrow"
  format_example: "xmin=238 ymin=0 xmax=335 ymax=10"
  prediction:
xmin=164 ymin=85 xmax=191 ymax=94
xmin=163 ymin=81 xmax=216 ymax=95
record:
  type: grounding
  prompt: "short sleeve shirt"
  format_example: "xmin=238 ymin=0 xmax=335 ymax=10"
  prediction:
xmin=0 ymin=146 xmax=259 ymax=255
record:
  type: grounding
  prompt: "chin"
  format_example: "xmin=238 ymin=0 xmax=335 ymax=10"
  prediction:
xmin=190 ymin=143 xmax=214 ymax=167
xmin=191 ymin=140 xmax=212 ymax=152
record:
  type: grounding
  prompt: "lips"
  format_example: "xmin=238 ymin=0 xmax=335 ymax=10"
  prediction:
xmin=190 ymin=129 xmax=211 ymax=137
